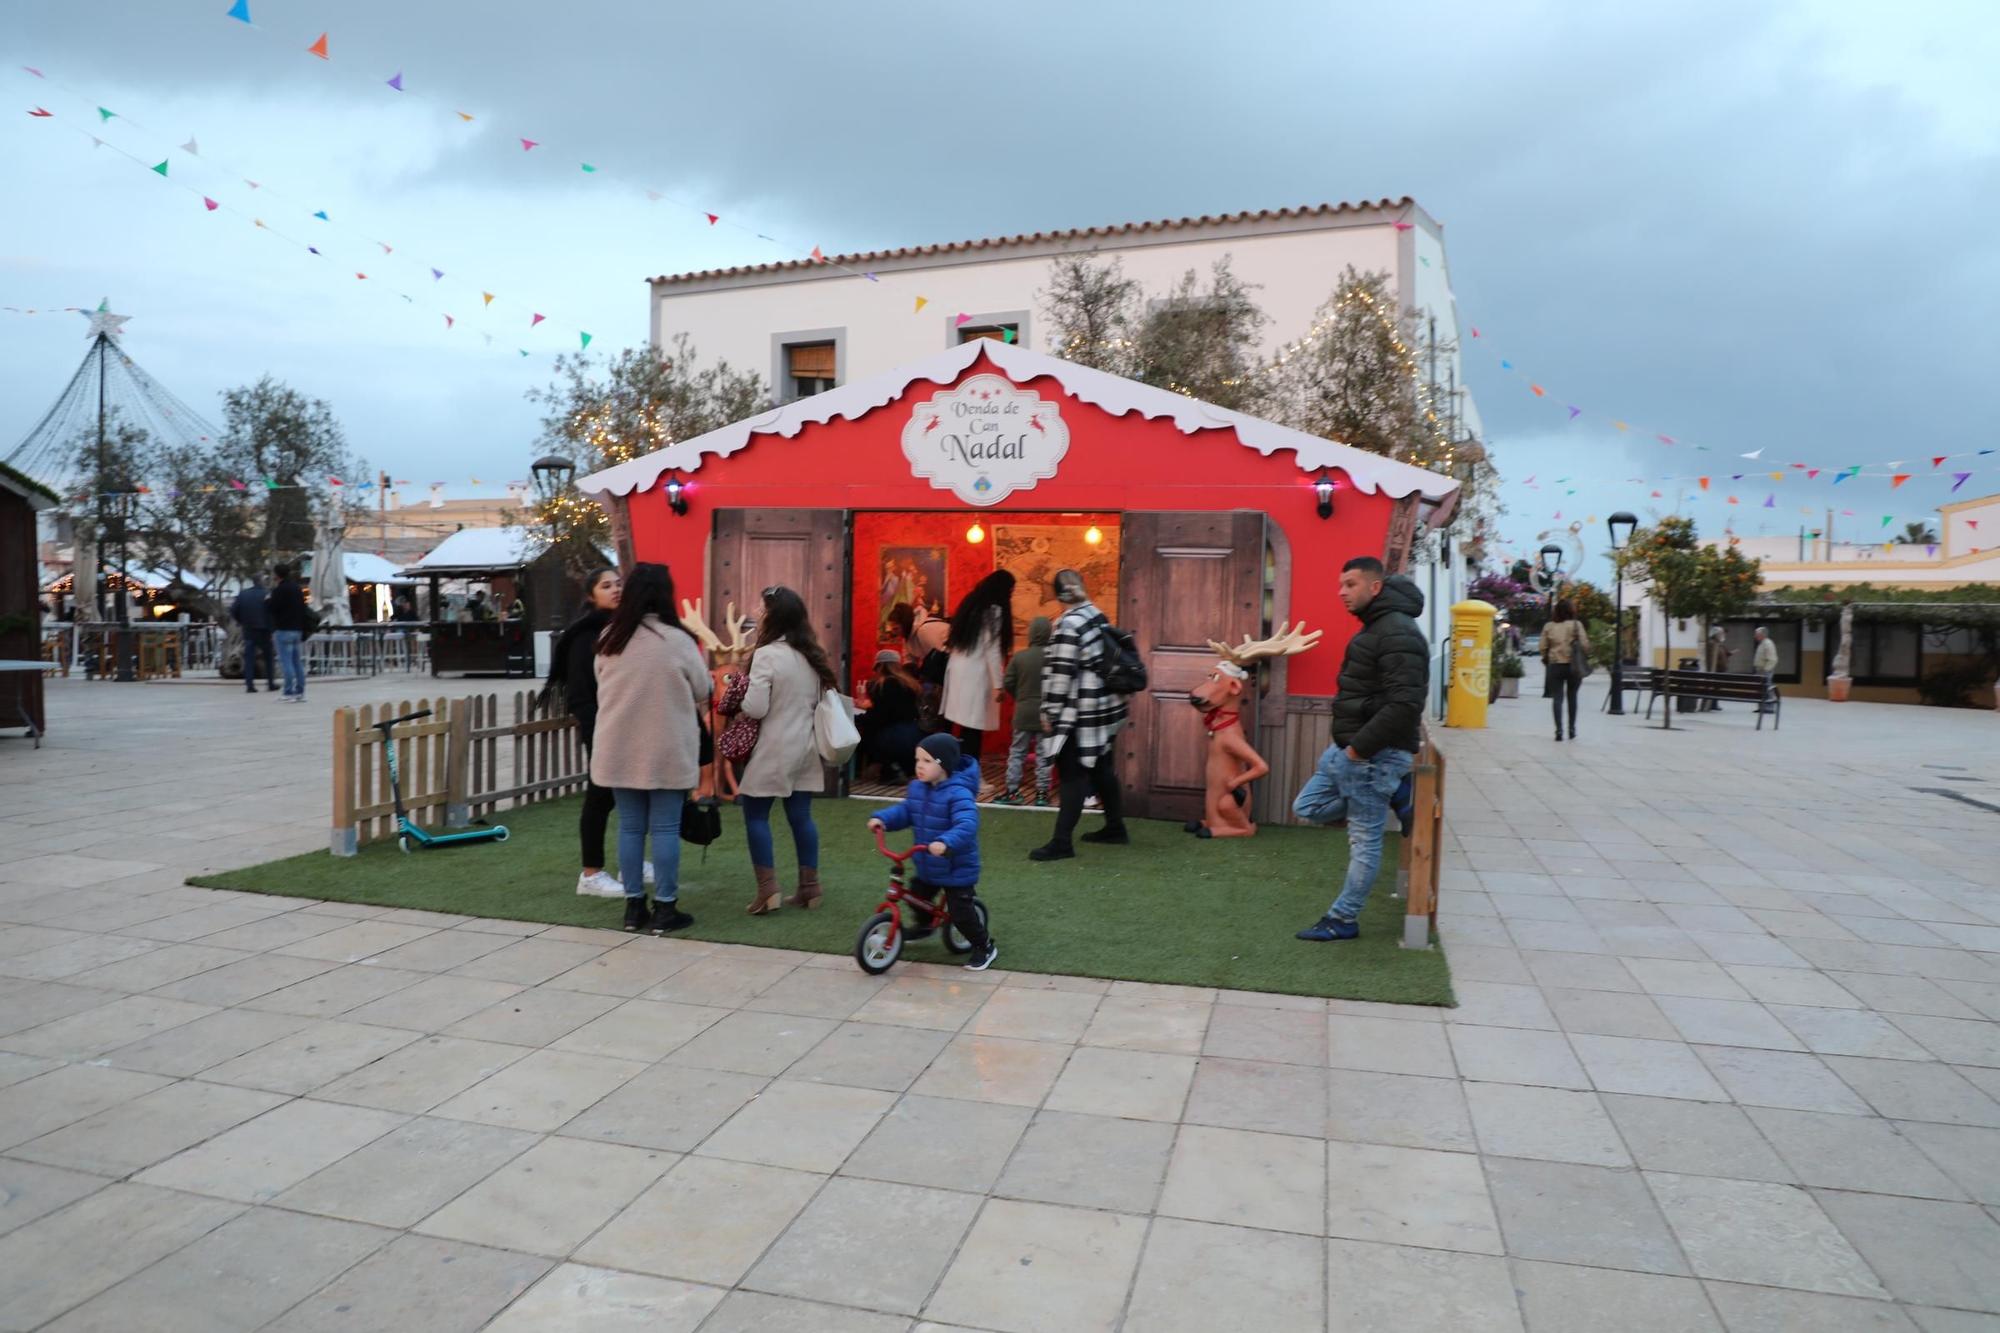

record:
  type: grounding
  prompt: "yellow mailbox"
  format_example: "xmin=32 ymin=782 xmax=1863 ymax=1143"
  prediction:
xmin=1447 ymin=599 xmax=1498 ymax=729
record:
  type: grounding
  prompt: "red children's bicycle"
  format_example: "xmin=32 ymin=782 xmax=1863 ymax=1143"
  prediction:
xmin=855 ymin=828 xmax=990 ymax=975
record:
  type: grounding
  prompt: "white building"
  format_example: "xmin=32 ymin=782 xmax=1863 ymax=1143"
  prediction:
xmin=646 ymin=197 xmax=1483 ymax=704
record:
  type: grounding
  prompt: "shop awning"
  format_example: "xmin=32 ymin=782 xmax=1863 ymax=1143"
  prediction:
xmin=576 ymin=338 xmax=1462 ymax=525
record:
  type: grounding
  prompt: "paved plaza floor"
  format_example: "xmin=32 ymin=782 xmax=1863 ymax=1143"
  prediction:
xmin=1 ymin=674 xmax=1998 ymax=1330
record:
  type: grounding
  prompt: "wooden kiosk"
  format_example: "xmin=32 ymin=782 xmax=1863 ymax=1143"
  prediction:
xmin=577 ymin=340 xmax=1460 ymax=824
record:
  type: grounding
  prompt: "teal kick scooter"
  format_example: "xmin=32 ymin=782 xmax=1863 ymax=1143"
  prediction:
xmin=375 ymin=709 xmax=510 ymax=852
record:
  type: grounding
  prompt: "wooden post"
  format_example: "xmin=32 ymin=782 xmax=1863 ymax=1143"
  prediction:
xmin=1401 ymin=730 xmax=1445 ymax=950
xmin=330 ymin=706 xmax=357 ymax=856
xmin=444 ymin=695 xmax=472 ymax=828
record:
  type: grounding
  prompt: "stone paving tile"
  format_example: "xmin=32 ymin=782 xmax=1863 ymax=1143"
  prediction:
xmin=311 ymin=1034 xmax=532 ymax=1113
xmin=1744 ymin=1107 xmax=1968 ymax=1199
xmin=1601 ymin=1093 xmax=1798 ymax=1183
xmin=0 ymin=1063 xmax=174 ymax=1151
xmin=1511 ymin=1260 xmax=1723 ymax=1333
xmin=1822 ymin=1055 xmax=2000 ymax=1127
xmin=1325 ymin=1238 xmax=1524 ymax=1333
xmin=485 ymin=1264 xmax=725 ymax=1333
xmin=429 ymin=1047 xmax=646 ymax=1132
xmin=135 ymin=1098 xmax=409 ymax=1203
xmin=338 ymin=974 xmax=526 ymax=1032
xmin=743 ymin=1175 xmax=982 ymax=1314
xmin=574 ymin=1155 xmax=822 ymax=1286
xmin=1466 ymin=1083 xmax=1630 ymax=1166
xmin=415 ymin=1135 xmax=675 ymax=1256
xmin=1329 ymin=1013 xmax=1458 ymax=1076
xmin=1125 ymin=1217 xmax=1325 ymax=1333
xmin=0 ymin=1158 xmax=110 ymax=1239
xmin=1812 ymin=1189 xmax=2000 ymax=1311
xmin=694 ymin=1077 xmax=895 ymax=1173
xmin=840 ymin=1092 xmax=1030 ymax=1191
xmin=1647 ymin=1172 xmax=1888 ymax=1297
xmin=196 ymin=1018 xmax=421 ymax=1095
xmin=1158 ymin=1124 xmax=1326 ymax=1235
xmin=661 ymin=1008 xmax=840 ymax=1076
xmin=260 ymin=1233 xmax=551 ymax=1333
xmin=926 ymin=1198 xmax=1147 ymax=1333
xmin=0 ymin=1183 xmax=243 ymax=1330
xmin=1325 ymin=1140 xmax=1503 ymax=1254
xmin=272 ymin=1117 xmax=538 ymax=1229
xmin=13 ymin=1078 xmax=288 ymax=1177
xmin=1701 ymin=1282 xmax=1920 ymax=1332
xmin=440 ymin=984 xmax=623 ymax=1046
xmin=912 ymin=1033 xmax=1071 ymax=1106
xmin=1485 ymin=1157 xmax=1688 ymax=1275
xmin=1 ymin=993 xmax=217 ymax=1061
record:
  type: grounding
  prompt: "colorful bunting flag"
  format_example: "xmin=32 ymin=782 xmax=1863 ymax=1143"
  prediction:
xmin=202 ymin=196 xmax=217 ymax=210
xmin=1891 ymin=474 xmax=1911 ymax=489
xmin=27 ymin=107 xmax=51 ymax=117
xmin=443 ymin=314 xmax=453 ymax=329
xmin=386 ymin=71 xmax=403 ymax=91
xmin=1928 ymin=545 xmax=1938 ymax=557
xmin=580 ymin=163 xmax=596 ymax=172
xmin=1002 ymin=328 xmax=1017 ymax=343
xmin=1933 ymin=456 xmax=1948 ymax=468
xmin=1763 ymin=495 xmax=1775 ymax=508
xmin=355 ymin=272 xmax=366 ymax=280
xmin=1882 ymin=515 xmax=1894 ymax=527
xmin=377 ymin=242 xmax=392 ymax=254
xmin=97 ymin=106 xmax=114 ymax=121
xmin=456 ymin=111 xmax=473 ymax=122
xmin=225 ymin=0 xmax=250 ymax=21
xmin=1741 ymin=448 xmax=1763 ymax=459
xmin=229 ymin=478 xmax=247 ymax=490
xmin=1613 ymin=421 xmax=1628 ymax=431
xmin=431 ymin=268 xmax=443 ymax=280
xmin=1529 ymin=384 xmax=1544 ymax=397
xmin=313 ymin=209 xmax=327 ymax=220
xmin=705 ymin=213 xmax=718 ymax=225
xmin=810 ymin=246 xmax=826 ymax=263
xmin=1769 ymin=472 xmax=1783 ymax=482
xmin=1698 ymin=477 xmax=1710 ymax=490
xmin=530 ymin=312 xmax=544 ymax=327
xmin=520 ymin=138 xmax=538 ymax=151
xmin=181 ymin=137 xmax=198 ymax=155
xmin=306 ymin=32 xmax=328 ymax=59
xmin=914 ymin=297 xmax=928 ymax=313
xmin=579 ymin=332 xmax=592 ymax=349
xmin=1566 ymin=406 xmax=1580 ymax=419
xmin=481 ymin=291 xmax=494 ymax=307
xmin=1953 ymin=472 xmax=1972 ymax=491
xmin=150 ymin=159 xmax=168 ymax=176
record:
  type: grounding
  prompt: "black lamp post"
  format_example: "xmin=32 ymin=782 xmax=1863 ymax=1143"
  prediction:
xmin=1537 ymin=543 xmax=1564 ymax=610
xmin=531 ymin=454 xmax=576 ymax=502
xmin=1606 ymin=512 xmax=1637 ymax=714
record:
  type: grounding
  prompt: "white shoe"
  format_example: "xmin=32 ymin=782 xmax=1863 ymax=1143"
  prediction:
xmin=575 ymin=870 xmax=625 ymax=898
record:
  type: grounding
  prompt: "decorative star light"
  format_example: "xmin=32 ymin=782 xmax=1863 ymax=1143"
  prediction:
xmin=83 ymin=300 xmax=130 ymax=341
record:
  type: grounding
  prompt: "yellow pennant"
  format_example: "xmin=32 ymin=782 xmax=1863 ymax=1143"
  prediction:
xmin=914 ymin=296 xmax=928 ymax=313
xmin=482 ymin=292 xmax=495 ymax=307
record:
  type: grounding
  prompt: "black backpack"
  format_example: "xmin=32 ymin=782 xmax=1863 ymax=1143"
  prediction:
xmin=1087 ymin=613 xmax=1147 ymax=695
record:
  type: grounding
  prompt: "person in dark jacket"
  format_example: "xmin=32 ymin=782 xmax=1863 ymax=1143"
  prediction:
xmin=229 ymin=575 xmax=275 ymax=693
xmin=858 ymin=650 xmax=923 ymax=781
xmin=868 ymin=732 xmax=995 ymax=970
xmin=1294 ymin=558 xmax=1428 ymax=941
xmin=268 ymin=564 xmax=310 ymax=701
xmin=543 ymin=568 xmax=625 ymax=897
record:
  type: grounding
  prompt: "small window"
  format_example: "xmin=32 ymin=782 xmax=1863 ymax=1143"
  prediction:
xmin=957 ymin=323 xmax=1019 ymax=346
xmin=785 ymin=341 xmax=837 ymax=401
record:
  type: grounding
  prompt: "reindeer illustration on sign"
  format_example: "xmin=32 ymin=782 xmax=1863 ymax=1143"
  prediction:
xmin=1185 ymin=623 xmax=1323 ymax=839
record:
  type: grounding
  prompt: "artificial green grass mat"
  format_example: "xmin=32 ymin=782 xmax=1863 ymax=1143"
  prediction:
xmin=191 ymin=796 xmax=1452 ymax=1005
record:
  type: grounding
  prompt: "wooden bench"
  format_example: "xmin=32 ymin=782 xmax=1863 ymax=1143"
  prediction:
xmin=1627 ymin=667 xmax=1781 ymax=730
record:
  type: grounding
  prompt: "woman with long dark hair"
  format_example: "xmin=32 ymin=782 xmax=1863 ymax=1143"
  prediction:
xmin=591 ymin=563 xmax=712 ymax=932
xmin=859 ymin=650 xmax=923 ymax=781
xmin=942 ymin=570 xmax=1014 ymax=760
xmin=737 ymin=585 xmax=838 ymax=914
xmin=543 ymin=567 xmax=625 ymax=898
xmin=1542 ymin=598 xmax=1592 ymax=742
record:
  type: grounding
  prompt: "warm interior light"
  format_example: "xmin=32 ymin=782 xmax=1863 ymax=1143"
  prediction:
xmin=1084 ymin=526 xmax=1102 ymax=546
xmin=966 ymin=521 xmax=985 ymax=544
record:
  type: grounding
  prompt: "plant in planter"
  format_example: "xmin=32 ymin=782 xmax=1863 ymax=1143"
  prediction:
xmin=1494 ymin=644 xmax=1524 ymax=698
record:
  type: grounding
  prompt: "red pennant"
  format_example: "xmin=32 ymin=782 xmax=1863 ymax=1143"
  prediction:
xmin=1806 ymin=469 xmax=1820 ymax=479
xmin=520 ymin=138 xmax=538 ymax=151
xmin=810 ymin=246 xmax=825 ymax=262
xmin=443 ymin=314 xmax=454 ymax=329
xmin=1932 ymin=456 xmax=1947 ymax=468
xmin=1529 ymin=384 xmax=1545 ymax=397
xmin=1650 ymin=490 xmax=1662 ymax=498
xmin=28 ymin=107 xmax=52 ymax=117
xmin=355 ymin=272 xmax=367 ymax=280
xmin=1657 ymin=434 xmax=1676 ymax=445
xmin=327 ymin=476 xmax=344 ymax=486
xmin=530 ymin=312 xmax=545 ymax=327
xmin=1392 ymin=221 xmax=1414 ymax=231
xmin=1698 ymin=477 xmax=1710 ymax=490
xmin=306 ymin=32 xmax=329 ymax=59
xmin=705 ymin=213 xmax=718 ymax=225
xmin=202 ymin=196 xmax=218 ymax=210
xmin=1891 ymin=474 xmax=1911 ymax=489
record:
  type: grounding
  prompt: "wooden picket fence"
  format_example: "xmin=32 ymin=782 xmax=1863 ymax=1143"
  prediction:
xmin=330 ymin=689 xmax=587 ymax=854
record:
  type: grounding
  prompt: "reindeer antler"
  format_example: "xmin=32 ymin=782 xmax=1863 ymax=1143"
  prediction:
xmin=680 ymin=598 xmax=752 ymax=662
xmin=1206 ymin=621 xmax=1323 ymax=668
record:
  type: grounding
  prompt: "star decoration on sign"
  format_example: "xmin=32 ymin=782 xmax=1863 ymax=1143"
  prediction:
xmin=83 ymin=300 xmax=130 ymax=341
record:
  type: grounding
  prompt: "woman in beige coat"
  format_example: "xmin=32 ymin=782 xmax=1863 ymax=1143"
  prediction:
xmin=1541 ymin=599 xmax=1592 ymax=743
xmin=591 ymin=564 xmax=711 ymax=934
xmin=739 ymin=586 xmax=839 ymax=914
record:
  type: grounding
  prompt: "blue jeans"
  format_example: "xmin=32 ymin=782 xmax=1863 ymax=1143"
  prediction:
xmin=741 ymin=792 xmax=818 ymax=870
xmin=1293 ymin=744 xmax=1414 ymax=923
xmin=613 ymin=788 xmax=685 ymax=901
xmin=274 ymin=630 xmax=305 ymax=696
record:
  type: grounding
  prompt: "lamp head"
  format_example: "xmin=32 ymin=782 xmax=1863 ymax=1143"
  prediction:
xmin=1314 ymin=474 xmax=1336 ymax=521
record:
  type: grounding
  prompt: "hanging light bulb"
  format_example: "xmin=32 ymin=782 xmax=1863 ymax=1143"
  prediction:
xmin=1083 ymin=525 xmax=1102 ymax=546
xmin=966 ymin=521 xmax=985 ymax=544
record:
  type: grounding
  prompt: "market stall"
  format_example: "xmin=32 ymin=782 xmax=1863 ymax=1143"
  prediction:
xmin=578 ymin=340 xmax=1459 ymax=823
xmin=400 ymin=527 xmax=598 ymax=677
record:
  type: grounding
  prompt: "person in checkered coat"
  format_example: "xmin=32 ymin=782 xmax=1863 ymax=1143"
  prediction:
xmin=1029 ymin=570 xmax=1132 ymax=862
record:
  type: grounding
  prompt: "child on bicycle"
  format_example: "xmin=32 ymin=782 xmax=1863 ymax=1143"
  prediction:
xmin=867 ymin=732 xmax=996 ymax=970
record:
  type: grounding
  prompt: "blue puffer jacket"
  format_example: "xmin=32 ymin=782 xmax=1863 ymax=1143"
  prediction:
xmin=871 ymin=756 xmax=982 ymax=887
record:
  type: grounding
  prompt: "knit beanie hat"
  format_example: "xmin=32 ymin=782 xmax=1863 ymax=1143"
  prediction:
xmin=917 ymin=732 xmax=962 ymax=773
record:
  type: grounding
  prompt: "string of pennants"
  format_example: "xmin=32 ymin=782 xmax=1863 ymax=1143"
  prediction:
xmin=60 ymin=476 xmax=543 ymax=507
xmin=16 ymin=7 xmax=992 ymax=356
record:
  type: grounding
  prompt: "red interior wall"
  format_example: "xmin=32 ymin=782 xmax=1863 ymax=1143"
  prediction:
xmin=848 ymin=511 xmax=1000 ymax=697
xmin=626 ymin=354 xmax=1401 ymax=696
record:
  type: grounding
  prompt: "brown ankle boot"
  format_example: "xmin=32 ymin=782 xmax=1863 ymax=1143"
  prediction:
xmin=746 ymin=865 xmax=782 ymax=915
xmin=789 ymin=866 xmax=822 ymax=910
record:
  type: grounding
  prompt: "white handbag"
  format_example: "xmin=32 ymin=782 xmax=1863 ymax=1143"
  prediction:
xmin=813 ymin=689 xmax=860 ymax=765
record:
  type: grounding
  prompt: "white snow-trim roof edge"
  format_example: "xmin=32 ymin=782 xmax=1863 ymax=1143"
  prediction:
xmin=575 ymin=341 xmax=1462 ymax=527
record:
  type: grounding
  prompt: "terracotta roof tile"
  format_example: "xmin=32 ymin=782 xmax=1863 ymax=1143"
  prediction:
xmin=647 ymin=198 xmax=1416 ymax=286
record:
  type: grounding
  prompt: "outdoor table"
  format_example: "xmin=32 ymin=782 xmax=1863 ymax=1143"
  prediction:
xmin=0 ymin=660 xmax=47 ymax=748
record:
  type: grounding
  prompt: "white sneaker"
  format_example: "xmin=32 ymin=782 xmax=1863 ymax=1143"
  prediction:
xmin=575 ymin=870 xmax=624 ymax=898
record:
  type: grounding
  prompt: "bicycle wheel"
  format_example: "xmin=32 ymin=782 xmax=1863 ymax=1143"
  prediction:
xmin=943 ymin=899 xmax=989 ymax=955
xmin=855 ymin=911 xmax=903 ymax=975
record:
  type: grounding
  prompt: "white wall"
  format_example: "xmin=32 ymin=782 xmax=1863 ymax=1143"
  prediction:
xmin=648 ymin=210 xmax=1474 ymax=413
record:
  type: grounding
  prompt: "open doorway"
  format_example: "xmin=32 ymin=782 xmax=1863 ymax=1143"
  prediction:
xmin=848 ymin=510 xmax=1121 ymax=799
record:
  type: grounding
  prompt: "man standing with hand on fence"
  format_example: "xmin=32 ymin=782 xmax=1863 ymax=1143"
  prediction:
xmin=1292 ymin=557 xmax=1427 ymax=942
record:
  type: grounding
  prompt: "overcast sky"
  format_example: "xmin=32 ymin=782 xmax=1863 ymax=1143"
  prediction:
xmin=6 ymin=1 xmax=1996 ymax=570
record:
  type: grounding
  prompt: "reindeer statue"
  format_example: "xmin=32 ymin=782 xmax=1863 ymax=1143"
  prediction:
xmin=680 ymin=599 xmax=753 ymax=799
xmin=1184 ymin=622 xmax=1322 ymax=839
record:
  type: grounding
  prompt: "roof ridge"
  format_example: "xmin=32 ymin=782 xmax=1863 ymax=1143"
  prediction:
xmin=648 ymin=198 xmax=1417 ymax=286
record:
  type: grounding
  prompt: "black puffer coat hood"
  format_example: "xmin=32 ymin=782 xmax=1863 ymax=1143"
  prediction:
xmin=1329 ymin=574 xmax=1429 ymax=759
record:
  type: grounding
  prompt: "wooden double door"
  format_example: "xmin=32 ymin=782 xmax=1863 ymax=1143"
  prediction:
xmin=710 ymin=508 xmax=1273 ymax=820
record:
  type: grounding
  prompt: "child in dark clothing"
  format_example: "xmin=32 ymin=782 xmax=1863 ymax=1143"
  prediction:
xmin=868 ymin=732 xmax=996 ymax=970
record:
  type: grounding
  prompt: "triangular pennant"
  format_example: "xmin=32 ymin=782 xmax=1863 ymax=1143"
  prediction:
xmin=580 ymin=162 xmax=596 ymax=172
xmin=1741 ymin=448 xmax=1763 ymax=459
xmin=530 ymin=312 xmax=545 ymax=327
xmin=1933 ymin=456 xmax=1948 ymax=468
xmin=386 ymin=71 xmax=404 ymax=91
xmin=355 ymin=272 xmax=366 ymax=279
xmin=1807 ymin=469 xmax=1820 ymax=479
xmin=1529 ymin=384 xmax=1544 ymax=397
xmin=1726 ymin=495 xmax=1739 ymax=504
xmin=1763 ymin=494 xmax=1775 ymax=508
xmin=1881 ymin=515 xmax=1894 ymax=527
xmin=1833 ymin=471 xmax=1850 ymax=484
xmin=579 ymin=332 xmax=592 ymax=349
xmin=308 ymin=246 xmax=318 ymax=254
xmin=1650 ymin=491 xmax=1663 ymax=498
xmin=1002 ymin=328 xmax=1017 ymax=343
xmin=1698 ymin=477 xmax=1710 ymax=490
xmin=1392 ymin=221 xmax=1414 ymax=231
xmin=327 ymin=476 xmax=343 ymax=486
xmin=705 ymin=213 xmax=718 ymax=225
xmin=378 ymin=241 xmax=393 ymax=254
xmin=443 ymin=314 xmax=454 ymax=329
xmin=955 ymin=313 xmax=971 ymax=327
xmin=1927 ymin=545 xmax=1938 ymax=557
xmin=313 ymin=209 xmax=328 ymax=220
xmin=1968 ymin=519 xmax=1980 ymax=530
xmin=1891 ymin=474 xmax=1911 ymax=489
xmin=431 ymin=267 xmax=443 ymax=280
xmin=245 ymin=179 xmax=259 ymax=188
xmin=229 ymin=478 xmax=247 ymax=490
xmin=1953 ymin=472 xmax=1972 ymax=491
xmin=306 ymin=32 xmax=328 ymax=59
xmin=263 ymin=478 xmax=279 ymax=490
xmin=643 ymin=189 xmax=661 ymax=201
xmin=456 ymin=111 xmax=473 ymax=122
xmin=27 ymin=107 xmax=52 ymax=116
xmin=181 ymin=137 xmax=198 ymax=155
xmin=1769 ymin=472 xmax=1784 ymax=482
xmin=810 ymin=246 xmax=826 ymax=263
xmin=482 ymin=291 xmax=494 ymax=307
xmin=202 ymin=196 xmax=218 ymax=211
xmin=914 ymin=297 xmax=928 ymax=313
xmin=98 ymin=106 xmax=115 ymax=121
xmin=1658 ymin=434 xmax=1676 ymax=445
xmin=150 ymin=159 xmax=168 ymax=176
xmin=225 ymin=0 xmax=250 ymax=20
xmin=519 ymin=349 xmax=530 ymax=356
xmin=520 ymin=138 xmax=538 ymax=151
xmin=1566 ymin=406 xmax=1580 ymax=419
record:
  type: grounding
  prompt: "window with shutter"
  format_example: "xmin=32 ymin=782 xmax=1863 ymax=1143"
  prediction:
xmin=784 ymin=341 xmax=837 ymax=401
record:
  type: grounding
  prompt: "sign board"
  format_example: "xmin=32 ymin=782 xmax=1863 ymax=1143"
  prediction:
xmin=901 ymin=375 xmax=1068 ymax=507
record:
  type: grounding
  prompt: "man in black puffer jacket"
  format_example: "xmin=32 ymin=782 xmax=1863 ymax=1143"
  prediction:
xmin=1293 ymin=557 xmax=1428 ymax=941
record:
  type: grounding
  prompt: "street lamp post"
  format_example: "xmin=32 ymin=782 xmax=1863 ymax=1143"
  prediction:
xmin=1537 ymin=543 xmax=1564 ymax=616
xmin=1606 ymin=512 xmax=1637 ymax=715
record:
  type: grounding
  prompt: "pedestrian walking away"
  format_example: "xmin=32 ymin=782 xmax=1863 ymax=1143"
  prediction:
xmin=543 ymin=567 xmax=629 ymax=899
xmin=1030 ymin=569 xmax=1132 ymax=862
xmin=1293 ymin=557 xmax=1426 ymax=942
xmin=737 ymin=585 xmax=839 ymax=915
xmin=229 ymin=574 xmax=275 ymax=693
xmin=268 ymin=563 xmax=309 ymax=701
xmin=1541 ymin=600 xmax=1592 ymax=742
xmin=998 ymin=615 xmax=1053 ymax=805
xmin=590 ymin=563 xmax=711 ymax=934
xmin=869 ymin=732 xmax=996 ymax=970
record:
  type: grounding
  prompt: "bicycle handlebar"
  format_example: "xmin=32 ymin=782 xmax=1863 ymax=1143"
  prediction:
xmin=375 ymin=709 xmax=433 ymax=730
xmin=872 ymin=827 xmax=920 ymax=864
